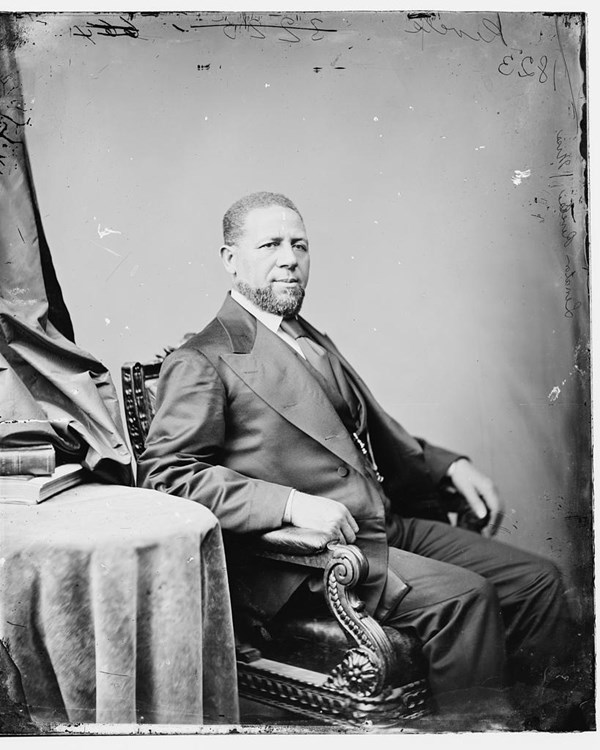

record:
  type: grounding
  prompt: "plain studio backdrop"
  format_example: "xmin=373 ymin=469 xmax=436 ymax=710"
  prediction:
xmin=12 ymin=11 xmax=591 ymax=625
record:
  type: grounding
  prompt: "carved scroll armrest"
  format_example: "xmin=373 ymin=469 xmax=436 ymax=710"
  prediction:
xmin=322 ymin=544 xmax=399 ymax=698
xmin=255 ymin=530 xmax=401 ymax=699
xmin=254 ymin=526 xmax=339 ymax=568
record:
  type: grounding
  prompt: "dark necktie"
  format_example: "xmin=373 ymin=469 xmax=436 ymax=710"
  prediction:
xmin=280 ymin=317 xmax=362 ymax=431
xmin=279 ymin=317 xmax=384 ymax=484
xmin=280 ymin=318 xmax=336 ymax=384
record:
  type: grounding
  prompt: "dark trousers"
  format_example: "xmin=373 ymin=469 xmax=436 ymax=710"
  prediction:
xmin=381 ymin=517 xmax=571 ymax=705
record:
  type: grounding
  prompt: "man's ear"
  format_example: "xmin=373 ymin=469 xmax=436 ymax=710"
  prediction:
xmin=220 ymin=245 xmax=236 ymax=276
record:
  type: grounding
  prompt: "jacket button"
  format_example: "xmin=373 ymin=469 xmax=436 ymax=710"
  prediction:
xmin=337 ymin=466 xmax=349 ymax=477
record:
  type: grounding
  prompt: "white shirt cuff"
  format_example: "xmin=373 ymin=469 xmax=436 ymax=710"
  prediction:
xmin=283 ymin=488 xmax=296 ymax=524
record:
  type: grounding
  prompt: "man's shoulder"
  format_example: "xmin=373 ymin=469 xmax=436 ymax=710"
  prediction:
xmin=160 ymin=296 xmax=257 ymax=373
xmin=178 ymin=316 xmax=231 ymax=357
xmin=156 ymin=319 xmax=231 ymax=382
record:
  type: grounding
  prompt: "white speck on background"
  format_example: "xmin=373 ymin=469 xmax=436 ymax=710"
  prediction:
xmin=548 ymin=386 xmax=561 ymax=402
xmin=511 ymin=169 xmax=531 ymax=186
xmin=373 ymin=116 xmax=379 ymax=121
xmin=104 ymin=318 xmax=111 ymax=326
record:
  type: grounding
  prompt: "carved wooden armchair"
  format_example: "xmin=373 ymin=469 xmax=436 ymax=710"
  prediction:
xmin=121 ymin=358 xmax=431 ymax=728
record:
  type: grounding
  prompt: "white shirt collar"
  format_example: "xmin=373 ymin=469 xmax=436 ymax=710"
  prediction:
xmin=230 ymin=288 xmax=283 ymax=333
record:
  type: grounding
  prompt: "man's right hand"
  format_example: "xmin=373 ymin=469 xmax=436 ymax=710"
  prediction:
xmin=290 ymin=491 xmax=359 ymax=544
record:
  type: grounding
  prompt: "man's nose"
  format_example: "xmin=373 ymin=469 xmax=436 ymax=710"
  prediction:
xmin=276 ymin=241 xmax=298 ymax=267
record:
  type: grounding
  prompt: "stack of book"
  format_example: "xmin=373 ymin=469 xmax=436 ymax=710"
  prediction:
xmin=0 ymin=443 xmax=57 ymax=476
xmin=0 ymin=443 xmax=87 ymax=505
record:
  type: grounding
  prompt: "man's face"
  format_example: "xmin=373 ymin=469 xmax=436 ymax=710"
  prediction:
xmin=221 ymin=205 xmax=310 ymax=317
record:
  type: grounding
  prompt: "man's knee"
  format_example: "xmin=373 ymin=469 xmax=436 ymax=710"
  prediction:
xmin=520 ymin=556 xmax=566 ymax=605
xmin=536 ymin=558 xmax=563 ymax=590
xmin=473 ymin=574 xmax=498 ymax=601
xmin=386 ymin=545 xmax=499 ymax=613
xmin=443 ymin=567 xmax=501 ymax=614
xmin=459 ymin=574 xmax=501 ymax=623
xmin=402 ymin=569 xmax=501 ymax=630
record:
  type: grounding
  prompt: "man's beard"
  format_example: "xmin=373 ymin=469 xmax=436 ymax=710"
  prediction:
xmin=235 ymin=279 xmax=305 ymax=318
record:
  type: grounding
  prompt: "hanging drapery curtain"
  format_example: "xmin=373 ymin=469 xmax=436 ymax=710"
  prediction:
xmin=0 ymin=16 xmax=132 ymax=484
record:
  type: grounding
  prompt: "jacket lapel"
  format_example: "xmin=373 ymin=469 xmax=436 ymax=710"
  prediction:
xmin=218 ymin=297 xmax=365 ymax=474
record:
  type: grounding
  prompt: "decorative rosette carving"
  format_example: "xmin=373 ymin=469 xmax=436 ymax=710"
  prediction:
xmin=325 ymin=648 xmax=380 ymax=696
xmin=323 ymin=543 xmax=398 ymax=697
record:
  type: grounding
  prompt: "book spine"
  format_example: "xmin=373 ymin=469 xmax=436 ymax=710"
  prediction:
xmin=0 ymin=447 xmax=56 ymax=476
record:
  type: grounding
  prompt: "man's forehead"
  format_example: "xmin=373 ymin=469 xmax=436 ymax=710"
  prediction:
xmin=242 ymin=205 xmax=306 ymax=237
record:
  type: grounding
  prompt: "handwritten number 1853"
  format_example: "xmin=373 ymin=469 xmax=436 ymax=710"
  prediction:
xmin=498 ymin=54 xmax=549 ymax=83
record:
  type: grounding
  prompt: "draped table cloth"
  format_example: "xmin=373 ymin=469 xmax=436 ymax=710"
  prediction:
xmin=0 ymin=484 xmax=239 ymax=728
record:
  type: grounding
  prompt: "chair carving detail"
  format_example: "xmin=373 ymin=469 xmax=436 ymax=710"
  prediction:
xmin=322 ymin=543 xmax=396 ymax=697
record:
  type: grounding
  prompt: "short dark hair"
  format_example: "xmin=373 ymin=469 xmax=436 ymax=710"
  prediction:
xmin=222 ymin=192 xmax=303 ymax=245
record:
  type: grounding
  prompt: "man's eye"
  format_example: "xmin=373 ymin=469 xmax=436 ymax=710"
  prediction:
xmin=294 ymin=244 xmax=308 ymax=252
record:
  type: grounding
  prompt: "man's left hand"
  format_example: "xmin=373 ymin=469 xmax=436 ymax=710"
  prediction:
xmin=447 ymin=459 xmax=504 ymax=537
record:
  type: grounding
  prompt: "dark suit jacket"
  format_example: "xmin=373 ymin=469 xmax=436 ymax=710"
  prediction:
xmin=138 ymin=294 xmax=460 ymax=628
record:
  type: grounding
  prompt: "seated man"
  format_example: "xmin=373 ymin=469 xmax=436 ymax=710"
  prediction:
xmin=138 ymin=191 xmax=571 ymax=725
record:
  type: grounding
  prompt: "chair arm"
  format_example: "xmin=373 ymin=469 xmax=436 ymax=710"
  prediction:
xmin=250 ymin=528 xmax=411 ymax=699
xmin=253 ymin=526 xmax=340 ymax=568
